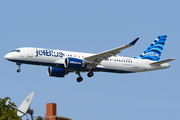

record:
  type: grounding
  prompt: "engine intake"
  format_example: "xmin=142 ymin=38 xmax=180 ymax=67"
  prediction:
xmin=64 ymin=58 xmax=83 ymax=69
xmin=48 ymin=66 xmax=68 ymax=77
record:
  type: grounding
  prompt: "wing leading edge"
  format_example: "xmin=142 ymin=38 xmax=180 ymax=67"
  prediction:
xmin=84 ymin=37 xmax=139 ymax=68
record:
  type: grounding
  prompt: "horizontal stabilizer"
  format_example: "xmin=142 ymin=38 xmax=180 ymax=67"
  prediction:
xmin=149 ymin=58 xmax=176 ymax=65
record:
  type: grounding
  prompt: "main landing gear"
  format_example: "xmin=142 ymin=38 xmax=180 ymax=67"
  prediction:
xmin=87 ymin=71 xmax=94 ymax=77
xmin=16 ymin=62 xmax=22 ymax=73
xmin=76 ymin=71 xmax=83 ymax=82
xmin=76 ymin=70 xmax=94 ymax=82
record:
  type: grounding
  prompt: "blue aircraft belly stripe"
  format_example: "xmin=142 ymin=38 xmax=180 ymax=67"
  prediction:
xmin=8 ymin=59 xmax=134 ymax=74
xmin=8 ymin=59 xmax=65 ymax=68
xmin=93 ymin=67 xmax=134 ymax=73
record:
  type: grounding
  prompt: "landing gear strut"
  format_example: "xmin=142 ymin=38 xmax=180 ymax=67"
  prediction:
xmin=76 ymin=71 xmax=83 ymax=82
xmin=16 ymin=62 xmax=22 ymax=73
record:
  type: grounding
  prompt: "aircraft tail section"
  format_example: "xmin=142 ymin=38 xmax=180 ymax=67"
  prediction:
xmin=136 ymin=35 xmax=167 ymax=61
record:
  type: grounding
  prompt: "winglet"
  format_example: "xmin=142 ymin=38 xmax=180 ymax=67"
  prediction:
xmin=129 ymin=37 xmax=139 ymax=45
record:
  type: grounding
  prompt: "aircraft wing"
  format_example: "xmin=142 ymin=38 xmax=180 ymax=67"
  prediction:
xmin=84 ymin=37 xmax=139 ymax=68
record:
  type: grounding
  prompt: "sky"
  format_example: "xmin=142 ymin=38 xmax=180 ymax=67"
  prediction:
xmin=0 ymin=0 xmax=179 ymax=120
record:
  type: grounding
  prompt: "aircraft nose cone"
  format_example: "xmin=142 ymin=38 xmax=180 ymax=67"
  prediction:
xmin=4 ymin=53 xmax=13 ymax=60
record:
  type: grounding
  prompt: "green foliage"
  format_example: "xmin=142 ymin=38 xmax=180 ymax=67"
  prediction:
xmin=0 ymin=97 xmax=21 ymax=120
xmin=35 ymin=116 xmax=43 ymax=120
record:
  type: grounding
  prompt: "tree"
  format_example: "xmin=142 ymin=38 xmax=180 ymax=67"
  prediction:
xmin=0 ymin=97 xmax=21 ymax=120
xmin=35 ymin=116 xmax=43 ymax=120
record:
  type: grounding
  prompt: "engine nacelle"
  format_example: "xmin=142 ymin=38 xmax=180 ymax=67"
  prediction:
xmin=64 ymin=58 xmax=83 ymax=69
xmin=48 ymin=66 xmax=68 ymax=77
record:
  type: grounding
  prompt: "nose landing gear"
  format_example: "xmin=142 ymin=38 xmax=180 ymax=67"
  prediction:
xmin=16 ymin=62 xmax=22 ymax=73
xmin=17 ymin=68 xmax=21 ymax=73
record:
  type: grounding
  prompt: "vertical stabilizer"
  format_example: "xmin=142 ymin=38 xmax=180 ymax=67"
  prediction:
xmin=136 ymin=35 xmax=167 ymax=61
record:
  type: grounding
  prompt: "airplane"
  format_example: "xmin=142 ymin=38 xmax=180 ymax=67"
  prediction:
xmin=4 ymin=35 xmax=175 ymax=82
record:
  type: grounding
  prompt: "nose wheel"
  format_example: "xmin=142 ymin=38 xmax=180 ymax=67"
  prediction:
xmin=17 ymin=69 xmax=21 ymax=73
xmin=16 ymin=62 xmax=22 ymax=73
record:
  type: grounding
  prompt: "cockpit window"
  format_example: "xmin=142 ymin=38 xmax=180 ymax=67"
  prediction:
xmin=11 ymin=50 xmax=21 ymax=52
xmin=11 ymin=50 xmax=16 ymax=52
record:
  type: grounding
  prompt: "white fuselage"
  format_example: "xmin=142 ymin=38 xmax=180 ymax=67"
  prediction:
xmin=4 ymin=47 xmax=170 ymax=74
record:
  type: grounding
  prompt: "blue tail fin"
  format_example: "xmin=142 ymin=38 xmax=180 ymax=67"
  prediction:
xmin=135 ymin=35 xmax=167 ymax=61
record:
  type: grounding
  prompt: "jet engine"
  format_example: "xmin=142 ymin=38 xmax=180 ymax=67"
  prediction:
xmin=64 ymin=58 xmax=83 ymax=69
xmin=47 ymin=66 xmax=68 ymax=77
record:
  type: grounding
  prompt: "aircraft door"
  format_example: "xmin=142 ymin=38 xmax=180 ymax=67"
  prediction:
xmin=133 ymin=60 xmax=138 ymax=68
xmin=28 ymin=48 xmax=36 ymax=57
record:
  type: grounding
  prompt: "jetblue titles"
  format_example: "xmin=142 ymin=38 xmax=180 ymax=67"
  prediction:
xmin=36 ymin=49 xmax=64 ymax=58
xmin=70 ymin=61 xmax=82 ymax=64
xmin=145 ymin=52 xmax=159 ymax=57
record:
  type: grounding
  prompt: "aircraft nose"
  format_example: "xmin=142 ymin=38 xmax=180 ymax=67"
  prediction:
xmin=4 ymin=53 xmax=13 ymax=60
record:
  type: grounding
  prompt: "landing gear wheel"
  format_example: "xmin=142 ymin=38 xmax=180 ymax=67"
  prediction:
xmin=77 ymin=77 xmax=83 ymax=82
xmin=87 ymin=72 xmax=94 ymax=77
xmin=16 ymin=62 xmax=22 ymax=73
xmin=17 ymin=69 xmax=21 ymax=73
